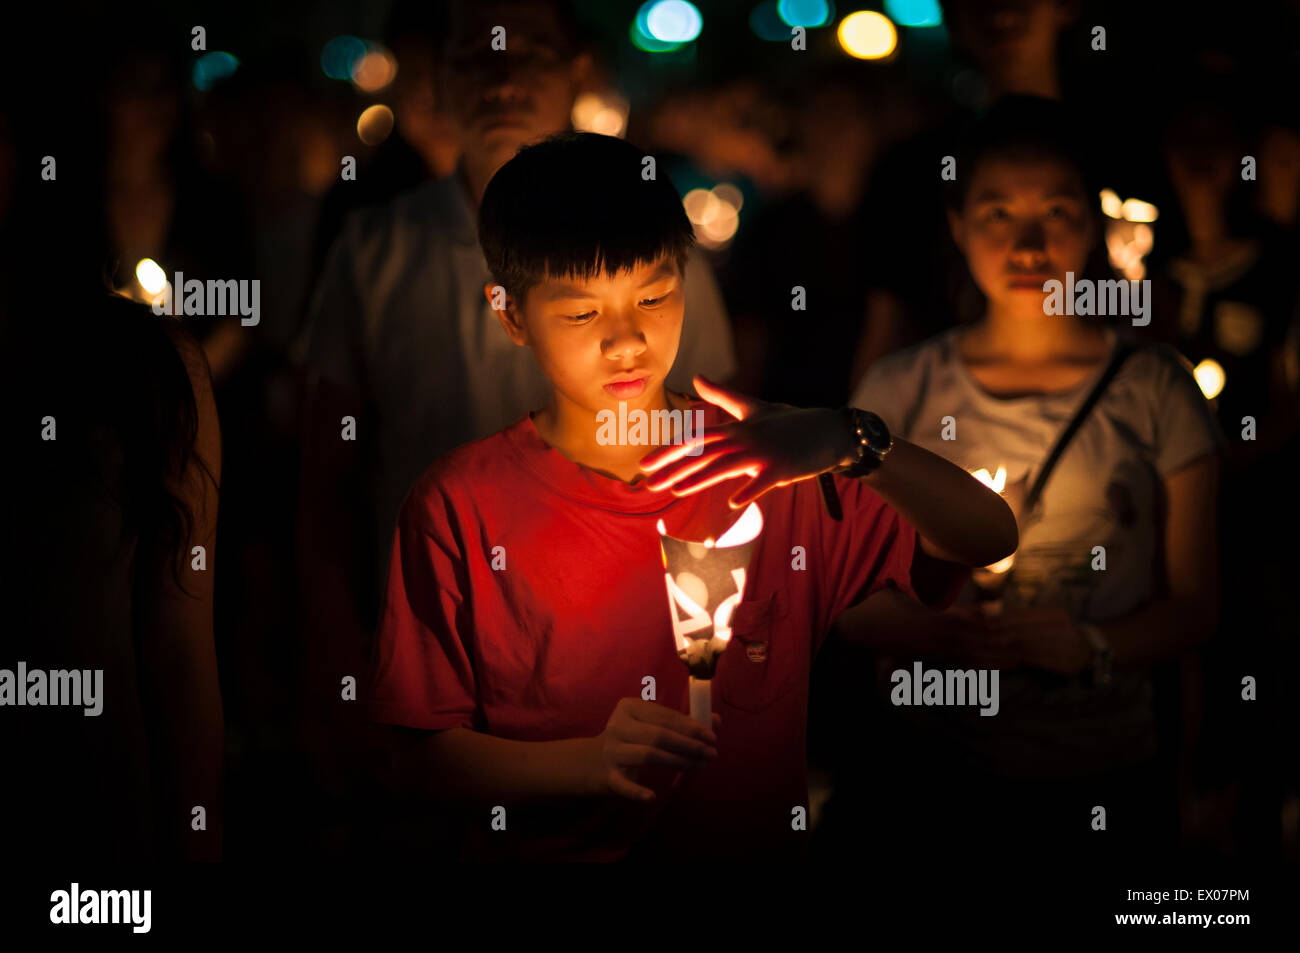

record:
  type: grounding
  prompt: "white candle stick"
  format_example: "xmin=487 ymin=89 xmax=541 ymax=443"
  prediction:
xmin=689 ymin=676 xmax=711 ymax=727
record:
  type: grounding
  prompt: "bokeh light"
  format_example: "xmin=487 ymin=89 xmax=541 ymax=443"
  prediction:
xmin=1194 ymin=358 xmax=1226 ymax=401
xmin=351 ymin=45 xmax=398 ymax=93
xmin=750 ymin=0 xmax=792 ymax=41
xmin=777 ymin=0 xmax=833 ymax=28
xmin=884 ymin=0 xmax=942 ymax=28
xmin=838 ymin=10 xmax=898 ymax=59
xmin=322 ymin=36 xmax=367 ymax=80
xmin=572 ymin=91 xmax=630 ymax=138
xmin=192 ymin=52 xmax=239 ymax=92
xmin=1121 ymin=198 xmax=1159 ymax=223
xmin=711 ymin=183 xmax=744 ymax=213
xmin=684 ymin=185 xmax=742 ymax=249
xmin=1099 ymin=188 xmax=1123 ymax=218
xmin=1105 ymin=220 xmax=1154 ymax=281
xmin=356 ymin=104 xmax=395 ymax=145
xmin=645 ymin=1 xmax=703 ymax=43
xmin=135 ymin=258 xmax=166 ymax=296
xmin=632 ymin=5 xmax=683 ymax=52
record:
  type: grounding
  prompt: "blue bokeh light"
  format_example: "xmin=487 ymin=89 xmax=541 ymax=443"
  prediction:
xmin=750 ymin=0 xmax=789 ymax=41
xmin=884 ymin=0 xmax=943 ymax=28
xmin=644 ymin=1 xmax=702 ymax=43
xmin=777 ymin=0 xmax=832 ymax=28
xmin=321 ymin=36 xmax=367 ymax=80
xmin=193 ymin=51 xmax=239 ymax=92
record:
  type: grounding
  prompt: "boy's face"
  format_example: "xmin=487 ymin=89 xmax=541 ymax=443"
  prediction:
xmin=489 ymin=255 xmax=685 ymax=420
xmin=949 ymin=154 xmax=1095 ymax=320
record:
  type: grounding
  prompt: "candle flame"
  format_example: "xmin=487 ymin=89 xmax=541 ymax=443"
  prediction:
xmin=971 ymin=466 xmax=1007 ymax=494
xmin=714 ymin=502 xmax=763 ymax=547
xmin=135 ymin=258 xmax=166 ymax=295
xmin=1193 ymin=358 xmax=1225 ymax=401
xmin=985 ymin=554 xmax=1015 ymax=574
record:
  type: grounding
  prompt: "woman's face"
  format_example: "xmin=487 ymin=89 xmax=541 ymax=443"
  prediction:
xmin=949 ymin=153 xmax=1096 ymax=320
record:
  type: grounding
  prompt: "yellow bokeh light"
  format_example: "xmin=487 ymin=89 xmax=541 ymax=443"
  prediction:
xmin=838 ymin=11 xmax=897 ymax=60
xmin=684 ymin=186 xmax=741 ymax=248
xmin=135 ymin=258 xmax=166 ymax=295
xmin=1121 ymin=198 xmax=1159 ymax=223
xmin=571 ymin=91 xmax=629 ymax=138
xmin=1194 ymin=358 xmax=1225 ymax=400
xmin=357 ymin=104 xmax=395 ymax=145
xmin=683 ymin=188 xmax=719 ymax=225
xmin=712 ymin=183 xmax=743 ymax=212
xmin=1099 ymin=189 xmax=1123 ymax=219
xmin=697 ymin=204 xmax=739 ymax=246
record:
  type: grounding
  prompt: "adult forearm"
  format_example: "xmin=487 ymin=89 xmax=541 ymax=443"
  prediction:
xmin=862 ymin=437 xmax=1018 ymax=566
xmin=393 ymin=726 xmax=599 ymax=805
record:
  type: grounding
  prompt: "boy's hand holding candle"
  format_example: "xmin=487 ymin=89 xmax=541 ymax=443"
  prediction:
xmin=584 ymin=698 xmax=720 ymax=802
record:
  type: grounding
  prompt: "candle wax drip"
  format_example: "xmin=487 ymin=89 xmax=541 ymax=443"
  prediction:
xmin=679 ymin=636 xmax=724 ymax=678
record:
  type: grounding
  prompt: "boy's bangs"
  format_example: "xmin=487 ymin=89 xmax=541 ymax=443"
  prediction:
xmin=525 ymin=243 xmax=688 ymax=289
xmin=478 ymin=131 xmax=697 ymax=301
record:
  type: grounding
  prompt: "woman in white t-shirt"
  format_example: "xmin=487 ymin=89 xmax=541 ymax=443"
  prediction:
xmin=836 ymin=98 xmax=1225 ymax=868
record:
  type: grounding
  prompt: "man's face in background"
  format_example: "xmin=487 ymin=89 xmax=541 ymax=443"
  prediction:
xmin=944 ymin=0 xmax=1075 ymax=72
xmin=440 ymin=0 xmax=591 ymax=177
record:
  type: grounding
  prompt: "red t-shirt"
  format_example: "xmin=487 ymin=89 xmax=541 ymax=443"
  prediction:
xmin=365 ymin=398 xmax=922 ymax=861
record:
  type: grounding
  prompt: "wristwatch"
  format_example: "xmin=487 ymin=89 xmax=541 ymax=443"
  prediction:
xmin=830 ymin=407 xmax=893 ymax=479
xmin=1078 ymin=622 xmax=1113 ymax=688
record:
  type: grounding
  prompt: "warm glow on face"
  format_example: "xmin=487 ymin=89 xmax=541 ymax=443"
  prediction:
xmin=958 ymin=159 xmax=1093 ymax=315
xmin=1194 ymin=358 xmax=1226 ymax=400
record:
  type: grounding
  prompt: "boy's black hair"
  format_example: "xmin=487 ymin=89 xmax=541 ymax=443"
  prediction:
xmin=945 ymin=95 xmax=1103 ymax=213
xmin=478 ymin=132 xmax=697 ymax=305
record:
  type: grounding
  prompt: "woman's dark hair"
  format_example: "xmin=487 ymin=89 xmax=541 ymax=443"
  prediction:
xmin=1 ymin=291 xmax=218 ymax=597
xmin=478 ymin=132 xmax=697 ymax=304
xmin=945 ymin=94 xmax=1104 ymax=214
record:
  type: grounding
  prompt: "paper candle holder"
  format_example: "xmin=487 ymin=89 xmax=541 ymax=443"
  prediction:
xmin=657 ymin=503 xmax=764 ymax=725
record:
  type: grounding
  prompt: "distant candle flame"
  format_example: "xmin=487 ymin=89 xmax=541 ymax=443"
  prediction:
xmin=1193 ymin=358 xmax=1225 ymax=400
xmin=135 ymin=258 xmax=166 ymax=295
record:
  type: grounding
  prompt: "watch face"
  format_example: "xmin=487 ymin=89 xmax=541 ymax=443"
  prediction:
xmin=860 ymin=411 xmax=890 ymax=448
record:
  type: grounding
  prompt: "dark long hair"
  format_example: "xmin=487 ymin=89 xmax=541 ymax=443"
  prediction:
xmin=1 ymin=290 xmax=218 ymax=597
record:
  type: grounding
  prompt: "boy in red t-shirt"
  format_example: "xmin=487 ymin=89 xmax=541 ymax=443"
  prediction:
xmin=364 ymin=132 xmax=1017 ymax=861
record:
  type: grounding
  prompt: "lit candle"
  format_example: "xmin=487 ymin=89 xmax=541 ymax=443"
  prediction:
xmin=657 ymin=503 xmax=764 ymax=726
xmin=969 ymin=466 xmax=1017 ymax=606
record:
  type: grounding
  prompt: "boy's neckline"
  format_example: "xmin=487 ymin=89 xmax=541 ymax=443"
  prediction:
xmin=511 ymin=392 xmax=715 ymax=511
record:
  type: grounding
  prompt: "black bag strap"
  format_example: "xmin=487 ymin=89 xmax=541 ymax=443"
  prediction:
xmin=1022 ymin=342 xmax=1135 ymax=515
